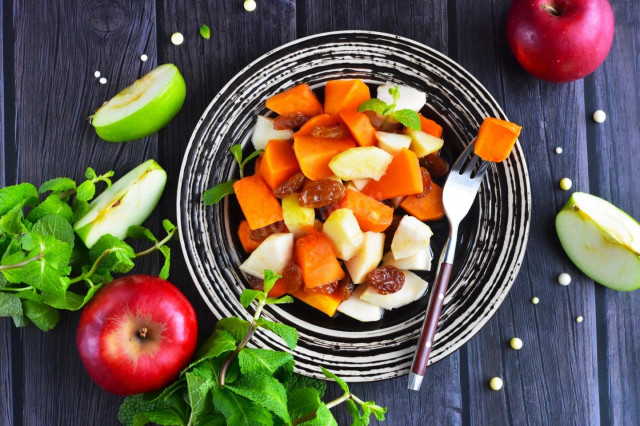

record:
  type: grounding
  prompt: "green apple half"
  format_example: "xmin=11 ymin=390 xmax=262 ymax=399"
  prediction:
xmin=556 ymin=192 xmax=640 ymax=291
xmin=74 ymin=159 xmax=167 ymax=248
xmin=91 ymin=64 xmax=186 ymax=142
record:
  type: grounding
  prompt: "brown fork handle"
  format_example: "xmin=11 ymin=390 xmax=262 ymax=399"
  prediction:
xmin=411 ymin=262 xmax=453 ymax=377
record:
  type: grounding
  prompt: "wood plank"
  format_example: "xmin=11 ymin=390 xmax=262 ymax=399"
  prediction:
xmin=299 ymin=1 xmax=461 ymax=424
xmin=13 ymin=1 xmax=158 ymax=424
xmin=454 ymin=0 xmax=599 ymax=424
xmin=585 ymin=4 xmax=640 ymax=424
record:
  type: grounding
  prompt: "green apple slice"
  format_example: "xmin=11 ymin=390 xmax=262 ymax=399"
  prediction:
xmin=74 ymin=159 xmax=167 ymax=248
xmin=556 ymin=192 xmax=640 ymax=291
xmin=91 ymin=64 xmax=186 ymax=142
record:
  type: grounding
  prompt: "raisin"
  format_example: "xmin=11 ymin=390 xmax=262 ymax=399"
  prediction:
xmin=273 ymin=172 xmax=305 ymax=199
xmin=415 ymin=167 xmax=433 ymax=198
xmin=421 ymin=154 xmax=449 ymax=178
xmin=366 ymin=265 xmax=405 ymax=294
xmin=310 ymin=124 xmax=350 ymax=138
xmin=247 ymin=275 xmax=264 ymax=291
xmin=339 ymin=275 xmax=355 ymax=301
xmin=383 ymin=215 xmax=403 ymax=251
xmin=299 ymin=179 xmax=346 ymax=208
xmin=249 ymin=220 xmax=287 ymax=242
xmin=279 ymin=262 xmax=303 ymax=294
xmin=273 ymin=112 xmax=310 ymax=130
xmin=309 ymin=281 xmax=340 ymax=295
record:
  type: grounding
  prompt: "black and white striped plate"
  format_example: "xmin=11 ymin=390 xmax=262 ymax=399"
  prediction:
xmin=177 ymin=31 xmax=531 ymax=381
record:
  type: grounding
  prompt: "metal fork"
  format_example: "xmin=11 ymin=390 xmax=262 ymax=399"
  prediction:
xmin=408 ymin=140 xmax=489 ymax=391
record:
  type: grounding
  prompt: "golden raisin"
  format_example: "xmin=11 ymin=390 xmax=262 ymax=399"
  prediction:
xmin=249 ymin=220 xmax=287 ymax=242
xmin=273 ymin=112 xmax=310 ymax=130
xmin=366 ymin=265 xmax=405 ymax=294
xmin=299 ymin=179 xmax=346 ymax=208
xmin=273 ymin=172 xmax=305 ymax=199
xmin=415 ymin=167 xmax=433 ymax=198
xmin=421 ymin=154 xmax=449 ymax=178
xmin=310 ymin=124 xmax=351 ymax=138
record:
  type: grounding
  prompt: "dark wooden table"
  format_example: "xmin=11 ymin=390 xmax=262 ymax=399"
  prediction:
xmin=1 ymin=0 xmax=639 ymax=425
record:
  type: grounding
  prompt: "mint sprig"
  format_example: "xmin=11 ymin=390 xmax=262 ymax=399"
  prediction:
xmin=357 ymin=85 xmax=421 ymax=130
xmin=119 ymin=269 xmax=388 ymax=426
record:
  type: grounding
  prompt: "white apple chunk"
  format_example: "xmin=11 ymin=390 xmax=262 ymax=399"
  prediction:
xmin=337 ymin=284 xmax=383 ymax=322
xmin=391 ymin=216 xmax=433 ymax=260
xmin=250 ymin=115 xmax=294 ymax=151
xmin=329 ymin=147 xmax=393 ymax=181
xmin=282 ymin=193 xmax=315 ymax=238
xmin=359 ymin=270 xmax=429 ymax=310
xmin=403 ymin=129 xmax=444 ymax=158
xmin=383 ymin=247 xmax=432 ymax=271
xmin=350 ymin=178 xmax=370 ymax=191
xmin=239 ymin=233 xmax=293 ymax=279
xmin=322 ymin=209 xmax=364 ymax=260
xmin=74 ymin=159 xmax=167 ymax=248
xmin=345 ymin=232 xmax=385 ymax=284
xmin=375 ymin=131 xmax=412 ymax=155
xmin=377 ymin=83 xmax=426 ymax=112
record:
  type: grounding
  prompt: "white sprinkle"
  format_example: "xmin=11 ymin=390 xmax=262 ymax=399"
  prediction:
xmin=558 ymin=273 xmax=571 ymax=286
xmin=94 ymin=71 xmax=101 ymax=78
xmin=99 ymin=77 xmax=107 ymax=84
xmin=576 ymin=316 xmax=584 ymax=323
xmin=555 ymin=147 xmax=563 ymax=154
xmin=140 ymin=54 xmax=148 ymax=62
xmin=593 ymin=110 xmax=606 ymax=123
xmin=559 ymin=177 xmax=572 ymax=191
xmin=510 ymin=337 xmax=523 ymax=350
xmin=171 ymin=32 xmax=184 ymax=46
xmin=531 ymin=297 xmax=539 ymax=305
xmin=244 ymin=0 xmax=257 ymax=11
xmin=489 ymin=377 xmax=503 ymax=391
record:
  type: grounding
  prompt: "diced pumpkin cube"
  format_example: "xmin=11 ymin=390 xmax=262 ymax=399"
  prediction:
xmin=233 ymin=175 xmax=283 ymax=230
xmin=473 ymin=117 xmax=522 ymax=162
xmin=295 ymin=231 xmax=345 ymax=288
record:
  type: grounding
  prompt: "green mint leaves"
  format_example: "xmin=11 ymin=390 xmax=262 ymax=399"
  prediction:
xmin=202 ymin=144 xmax=263 ymax=206
xmin=119 ymin=269 xmax=387 ymax=426
xmin=0 ymin=167 xmax=176 ymax=331
xmin=357 ymin=85 xmax=421 ymax=130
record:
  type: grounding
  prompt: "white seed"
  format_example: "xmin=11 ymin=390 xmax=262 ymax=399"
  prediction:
xmin=489 ymin=377 xmax=503 ymax=391
xmin=531 ymin=297 xmax=540 ymax=305
xmin=558 ymin=273 xmax=571 ymax=286
xmin=593 ymin=110 xmax=606 ymax=123
xmin=140 ymin=54 xmax=148 ymax=62
xmin=576 ymin=316 xmax=584 ymax=323
xmin=244 ymin=0 xmax=257 ymax=11
xmin=171 ymin=32 xmax=184 ymax=46
xmin=94 ymin=71 xmax=101 ymax=78
xmin=555 ymin=147 xmax=563 ymax=154
xmin=99 ymin=77 xmax=107 ymax=84
xmin=510 ymin=337 xmax=523 ymax=350
xmin=559 ymin=178 xmax=572 ymax=191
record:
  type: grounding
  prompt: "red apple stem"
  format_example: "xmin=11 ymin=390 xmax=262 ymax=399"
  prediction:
xmin=541 ymin=3 xmax=560 ymax=16
xmin=137 ymin=327 xmax=148 ymax=339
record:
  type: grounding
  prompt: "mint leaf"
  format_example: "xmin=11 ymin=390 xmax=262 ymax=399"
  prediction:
xmin=283 ymin=374 xmax=327 ymax=397
xmin=390 ymin=109 xmax=421 ymax=130
xmin=158 ymin=245 xmax=171 ymax=280
xmin=0 ymin=208 xmax=28 ymax=235
xmin=0 ymin=293 xmax=23 ymax=317
xmin=263 ymin=270 xmax=281 ymax=294
xmin=142 ymin=409 xmax=183 ymax=425
xmin=256 ymin=318 xmax=298 ymax=350
xmin=85 ymin=167 xmax=98 ymax=180
xmin=126 ymin=225 xmax=158 ymax=242
xmin=75 ymin=180 xmax=95 ymax=201
xmin=0 ymin=183 xmax=39 ymax=215
xmin=299 ymin=403 xmax=337 ymax=426
xmin=72 ymin=198 xmax=89 ymax=222
xmin=0 ymin=273 xmax=6 ymax=289
xmin=287 ymin=387 xmax=322 ymax=421
xmin=320 ymin=367 xmax=349 ymax=393
xmin=383 ymin=86 xmax=400 ymax=115
xmin=42 ymin=285 xmax=102 ymax=311
xmin=203 ymin=180 xmax=236 ymax=205
xmin=162 ymin=219 xmax=177 ymax=235
xmin=188 ymin=329 xmax=236 ymax=370
xmin=211 ymin=387 xmax=273 ymax=426
xmin=89 ymin=235 xmax=135 ymax=274
xmin=362 ymin=401 xmax=387 ymax=422
xmin=32 ymin=214 xmax=75 ymax=246
xmin=186 ymin=362 xmax=217 ymax=423
xmin=38 ymin=177 xmax=75 ymax=195
xmin=215 ymin=317 xmax=251 ymax=343
xmin=238 ymin=348 xmax=293 ymax=376
xmin=266 ymin=295 xmax=294 ymax=305
xmin=347 ymin=399 xmax=364 ymax=426
xmin=119 ymin=393 xmax=188 ymax=426
xmin=240 ymin=150 xmax=264 ymax=169
xmin=357 ymin=98 xmax=387 ymax=115
xmin=22 ymin=299 xmax=59 ymax=331
xmin=27 ymin=195 xmax=74 ymax=224
xmin=240 ymin=288 xmax=264 ymax=308
xmin=226 ymin=373 xmax=290 ymax=423
xmin=200 ymin=24 xmax=211 ymax=40
xmin=229 ymin=144 xmax=243 ymax=166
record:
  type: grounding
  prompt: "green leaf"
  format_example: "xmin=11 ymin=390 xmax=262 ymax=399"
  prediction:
xmin=163 ymin=219 xmax=177 ymax=234
xmin=256 ymin=318 xmax=298 ymax=350
xmin=346 ymin=400 xmax=365 ymax=426
xmin=187 ymin=329 xmax=237 ymax=370
xmin=119 ymin=393 xmax=188 ymax=426
xmin=200 ymin=24 xmax=211 ymax=39
xmin=0 ymin=183 xmax=39 ymax=215
xmin=230 ymin=144 xmax=244 ymax=165
xmin=12 ymin=311 xmax=30 ymax=327
xmin=75 ymin=180 xmax=95 ymax=201
xmin=72 ymin=198 xmax=89 ymax=222
xmin=299 ymin=403 xmax=337 ymax=426
xmin=390 ymin=109 xmax=421 ymax=130
xmin=215 ymin=317 xmax=251 ymax=343
xmin=0 ymin=293 xmax=23 ymax=317
xmin=158 ymin=245 xmax=171 ymax=280
xmin=42 ymin=285 xmax=102 ymax=311
xmin=226 ymin=373 xmax=290 ymax=423
xmin=238 ymin=348 xmax=293 ymax=376
xmin=89 ymin=234 xmax=136 ymax=274
xmin=203 ymin=180 xmax=237 ymax=205
xmin=262 ymin=270 xmax=281 ymax=294
xmin=356 ymin=98 xmax=387 ymax=115
xmin=362 ymin=402 xmax=386 ymax=422
xmin=141 ymin=409 xmax=183 ymax=425
xmin=38 ymin=177 xmax=76 ymax=195
xmin=283 ymin=374 xmax=327 ymax=398
xmin=85 ymin=167 xmax=98 ymax=180
xmin=266 ymin=295 xmax=294 ymax=305
xmin=27 ymin=195 xmax=74 ymax=224
xmin=96 ymin=170 xmax=115 ymax=188
xmin=240 ymin=289 xmax=264 ymax=308
xmin=287 ymin=387 xmax=322 ymax=421
xmin=0 ymin=273 xmax=6 ymax=289
xmin=32 ymin=214 xmax=75 ymax=246
xmin=212 ymin=387 xmax=273 ymax=426
xmin=320 ymin=367 xmax=349 ymax=393
xmin=383 ymin=86 xmax=400 ymax=115
xmin=186 ymin=362 xmax=217 ymax=424
xmin=240 ymin=150 xmax=264 ymax=169
xmin=126 ymin=225 xmax=158 ymax=242
xmin=22 ymin=300 xmax=59 ymax=331
xmin=0 ymin=207 xmax=28 ymax=235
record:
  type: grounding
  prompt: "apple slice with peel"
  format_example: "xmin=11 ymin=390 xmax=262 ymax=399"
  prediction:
xmin=337 ymin=284 xmax=383 ymax=322
xmin=251 ymin=115 xmax=294 ymax=151
xmin=359 ymin=270 xmax=429 ymax=310
xmin=74 ymin=159 xmax=167 ymax=248
xmin=329 ymin=147 xmax=393 ymax=181
xmin=92 ymin=64 xmax=186 ymax=142
xmin=239 ymin=233 xmax=294 ymax=279
xmin=383 ymin=247 xmax=432 ymax=271
xmin=403 ymin=129 xmax=444 ymax=158
xmin=556 ymin=192 xmax=640 ymax=291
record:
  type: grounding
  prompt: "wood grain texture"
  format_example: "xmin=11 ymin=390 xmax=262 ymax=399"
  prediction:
xmin=12 ymin=1 xmax=158 ymax=424
xmin=585 ymin=4 xmax=640 ymax=425
xmin=454 ymin=0 xmax=599 ymax=424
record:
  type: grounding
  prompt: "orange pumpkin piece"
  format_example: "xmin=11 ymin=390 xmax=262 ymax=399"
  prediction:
xmin=418 ymin=114 xmax=443 ymax=138
xmin=253 ymin=156 xmax=263 ymax=177
xmin=336 ymin=188 xmax=394 ymax=233
xmin=293 ymin=135 xmax=356 ymax=181
xmin=400 ymin=182 xmax=445 ymax=221
xmin=291 ymin=287 xmax=343 ymax=317
xmin=324 ymin=80 xmax=370 ymax=116
xmin=294 ymin=113 xmax=338 ymax=137
xmin=233 ymin=175 xmax=283 ymax=230
xmin=361 ymin=148 xmax=423 ymax=200
xmin=339 ymin=110 xmax=377 ymax=147
xmin=266 ymin=83 xmax=324 ymax=117
xmin=473 ymin=117 xmax=522 ymax=162
xmin=294 ymin=231 xmax=345 ymax=288
xmin=237 ymin=220 xmax=261 ymax=253
xmin=258 ymin=140 xmax=301 ymax=189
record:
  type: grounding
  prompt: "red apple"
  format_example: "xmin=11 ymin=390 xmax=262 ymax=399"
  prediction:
xmin=506 ymin=0 xmax=615 ymax=83
xmin=77 ymin=275 xmax=198 ymax=396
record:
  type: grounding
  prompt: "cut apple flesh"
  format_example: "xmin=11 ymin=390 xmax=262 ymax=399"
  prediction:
xmin=239 ymin=233 xmax=294 ymax=279
xmin=251 ymin=115 xmax=294 ymax=151
xmin=556 ymin=192 xmax=640 ymax=291
xmin=92 ymin=64 xmax=186 ymax=142
xmin=74 ymin=159 xmax=167 ymax=248
xmin=337 ymin=284 xmax=383 ymax=322
xmin=359 ymin=270 xmax=428 ymax=309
